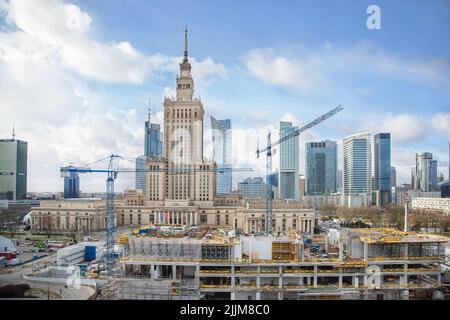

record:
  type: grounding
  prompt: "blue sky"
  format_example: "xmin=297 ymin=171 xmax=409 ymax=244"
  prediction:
xmin=0 ymin=0 xmax=449 ymax=192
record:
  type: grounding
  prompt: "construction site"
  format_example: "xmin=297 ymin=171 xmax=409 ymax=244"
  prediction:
xmin=95 ymin=224 xmax=448 ymax=300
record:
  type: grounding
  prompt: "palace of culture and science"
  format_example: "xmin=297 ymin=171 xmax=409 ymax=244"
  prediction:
xmin=30 ymin=29 xmax=316 ymax=236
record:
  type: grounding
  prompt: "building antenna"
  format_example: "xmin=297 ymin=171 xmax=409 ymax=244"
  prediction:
xmin=148 ymin=97 xmax=151 ymax=123
xmin=12 ymin=125 xmax=15 ymax=140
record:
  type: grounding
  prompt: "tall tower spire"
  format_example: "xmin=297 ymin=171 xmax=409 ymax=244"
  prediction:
xmin=183 ymin=25 xmax=188 ymax=62
xmin=12 ymin=125 xmax=15 ymax=140
xmin=148 ymin=97 xmax=151 ymax=123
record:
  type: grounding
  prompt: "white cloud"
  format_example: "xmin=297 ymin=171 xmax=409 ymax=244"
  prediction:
xmin=432 ymin=112 xmax=450 ymax=138
xmin=1 ymin=0 xmax=227 ymax=84
xmin=243 ymin=48 xmax=324 ymax=93
xmin=0 ymin=0 xmax=228 ymax=192
xmin=361 ymin=113 xmax=429 ymax=144
xmin=243 ymin=41 xmax=450 ymax=94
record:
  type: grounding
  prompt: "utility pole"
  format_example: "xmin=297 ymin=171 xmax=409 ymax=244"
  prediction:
xmin=404 ymin=192 xmax=410 ymax=232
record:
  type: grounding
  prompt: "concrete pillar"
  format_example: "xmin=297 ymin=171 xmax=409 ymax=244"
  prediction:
xmin=299 ymin=276 xmax=303 ymax=286
xmin=313 ymin=276 xmax=317 ymax=287
xmin=278 ymin=292 xmax=283 ymax=300
xmin=190 ymin=212 xmax=193 ymax=225
xmin=195 ymin=264 xmax=200 ymax=278
xmin=256 ymin=276 xmax=260 ymax=289
xmin=353 ymin=276 xmax=359 ymax=288
xmin=173 ymin=264 xmax=177 ymax=279
xmin=231 ymin=291 xmax=236 ymax=300
xmin=256 ymin=292 xmax=261 ymax=300
xmin=363 ymin=242 xmax=369 ymax=261
xmin=306 ymin=277 xmax=311 ymax=286
xmin=338 ymin=239 xmax=344 ymax=261
xmin=339 ymin=276 xmax=343 ymax=288
xmin=231 ymin=264 xmax=236 ymax=287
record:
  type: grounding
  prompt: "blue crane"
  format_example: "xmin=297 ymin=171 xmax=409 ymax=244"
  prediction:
xmin=256 ymin=105 xmax=344 ymax=236
xmin=61 ymin=155 xmax=252 ymax=276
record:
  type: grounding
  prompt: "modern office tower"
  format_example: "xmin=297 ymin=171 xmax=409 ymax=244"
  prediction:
xmin=337 ymin=169 xmax=343 ymax=193
xmin=342 ymin=132 xmax=372 ymax=207
xmin=278 ymin=121 xmax=299 ymax=200
xmin=390 ymin=166 xmax=397 ymax=188
xmin=135 ymin=156 xmax=148 ymax=192
xmin=237 ymin=177 xmax=268 ymax=199
xmin=414 ymin=152 xmax=437 ymax=191
xmin=211 ymin=117 xmax=232 ymax=195
xmin=144 ymin=108 xmax=163 ymax=159
xmin=411 ymin=166 xmax=416 ymax=188
xmin=63 ymin=166 xmax=80 ymax=198
xmin=429 ymin=160 xmax=438 ymax=190
xmin=373 ymin=133 xmax=391 ymax=207
xmin=0 ymin=138 xmax=28 ymax=200
xmin=305 ymin=140 xmax=338 ymax=195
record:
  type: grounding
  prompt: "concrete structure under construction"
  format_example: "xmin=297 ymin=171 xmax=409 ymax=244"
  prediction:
xmin=105 ymin=226 xmax=447 ymax=300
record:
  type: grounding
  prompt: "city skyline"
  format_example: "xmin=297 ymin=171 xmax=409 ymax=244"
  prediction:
xmin=1 ymin=0 xmax=450 ymax=192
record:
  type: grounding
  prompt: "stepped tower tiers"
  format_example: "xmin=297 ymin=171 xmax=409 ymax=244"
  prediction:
xmin=150 ymin=27 xmax=215 ymax=202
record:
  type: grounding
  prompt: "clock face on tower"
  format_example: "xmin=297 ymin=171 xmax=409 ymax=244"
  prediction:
xmin=182 ymin=70 xmax=188 ymax=76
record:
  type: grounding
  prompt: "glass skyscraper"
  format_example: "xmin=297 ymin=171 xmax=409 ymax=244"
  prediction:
xmin=135 ymin=155 xmax=148 ymax=192
xmin=63 ymin=166 xmax=80 ymax=198
xmin=279 ymin=121 xmax=299 ymax=200
xmin=211 ymin=117 xmax=232 ymax=195
xmin=238 ymin=177 xmax=268 ymax=199
xmin=305 ymin=140 xmax=338 ymax=195
xmin=343 ymin=132 xmax=372 ymax=207
xmin=414 ymin=152 xmax=438 ymax=191
xmin=145 ymin=121 xmax=163 ymax=159
xmin=0 ymin=139 xmax=27 ymax=200
xmin=373 ymin=133 xmax=391 ymax=207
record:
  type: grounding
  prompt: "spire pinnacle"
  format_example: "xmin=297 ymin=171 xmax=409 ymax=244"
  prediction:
xmin=183 ymin=25 xmax=188 ymax=62
xmin=148 ymin=97 xmax=151 ymax=123
xmin=12 ymin=125 xmax=15 ymax=140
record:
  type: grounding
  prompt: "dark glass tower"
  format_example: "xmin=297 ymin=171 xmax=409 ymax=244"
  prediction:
xmin=0 ymin=139 xmax=27 ymax=200
xmin=374 ymin=133 xmax=391 ymax=206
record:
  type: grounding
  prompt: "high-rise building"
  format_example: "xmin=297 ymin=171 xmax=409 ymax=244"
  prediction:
xmin=135 ymin=156 xmax=148 ymax=192
xmin=305 ymin=140 xmax=338 ymax=195
xmin=147 ymin=27 xmax=216 ymax=201
xmin=278 ymin=121 xmax=299 ymax=200
xmin=414 ymin=152 xmax=437 ymax=191
xmin=63 ymin=166 xmax=80 ymax=198
xmin=429 ymin=160 xmax=438 ymax=190
xmin=390 ymin=166 xmax=397 ymax=188
xmin=144 ymin=106 xmax=163 ymax=159
xmin=211 ymin=117 xmax=232 ymax=195
xmin=337 ymin=169 xmax=342 ymax=193
xmin=237 ymin=177 xmax=268 ymax=199
xmin=342 ymin=132 xmax=372 ymax=207
xmin=448 ymin=142 xmax=450 ymax=181
xmin=373 ymin=133 xmax=391 ymax=207
xmin=0 ymin=138 xmax=27 ymax=200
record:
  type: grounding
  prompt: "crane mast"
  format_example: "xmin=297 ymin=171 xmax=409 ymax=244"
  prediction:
xmin=257 ymin=105 xmax=343 ymax=236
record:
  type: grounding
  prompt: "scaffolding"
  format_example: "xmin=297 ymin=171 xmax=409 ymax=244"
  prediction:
xmin=129 ymin=237 xmax=202 ymax=260
xmin=201 ymin=244 xmax=232 ymax=261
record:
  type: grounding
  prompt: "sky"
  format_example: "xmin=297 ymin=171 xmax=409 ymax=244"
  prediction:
xmin=0 ymin=0 xmax=449 ymax=193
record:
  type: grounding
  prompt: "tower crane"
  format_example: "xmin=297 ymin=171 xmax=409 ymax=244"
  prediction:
xmin=256 ymin=105 xmax=344 ymax=236
xmin=60 ymin=156 xmax=252 ymax=276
